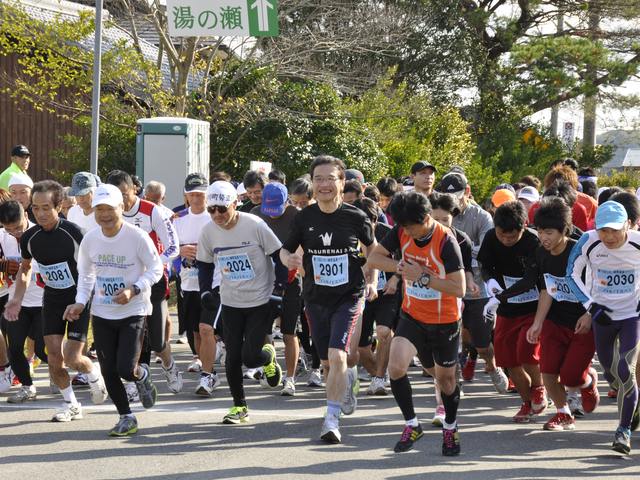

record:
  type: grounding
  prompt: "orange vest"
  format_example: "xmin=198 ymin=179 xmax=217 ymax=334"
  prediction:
xmin=399 ymin=222 xmax=460 ymax=325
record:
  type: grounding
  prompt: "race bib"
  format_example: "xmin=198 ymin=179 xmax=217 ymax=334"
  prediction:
xmin=405 ymin=279 xmax=441 ymax=300
xmin=595 ymin=268 xmax=636 ymax=295
xmin=543 ymin=273 xmax=578 ymax=303
xmin=312 ymin=254 xmax=348 ymax=287
xmin=218 ymin=253 xmax=255 ymax=281
xmin=38 ymin=261 xmax=75 ymax=289
xmin=377 ymin=270 xmax=387 ymax=291
xmin=95 ymin=276 xmax=126 ymax=305
xmin=503 ymin=275 xmax=539 ymax=304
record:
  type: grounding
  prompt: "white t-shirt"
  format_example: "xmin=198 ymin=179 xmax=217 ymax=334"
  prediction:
xmin=67 ymin=205 xmax=99 ymax=233
xmin=76 ymin=222 xmax=163 ymax=319
xmin=0 ymin=223 xmax=43 ymax=307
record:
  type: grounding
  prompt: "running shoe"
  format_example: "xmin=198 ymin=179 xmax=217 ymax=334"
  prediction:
xmin=580 ymin=367 xmax=600 ymax=414
xmin=384 ymin=372 xmax=390 ymax=387
xmin=163 ymin=361 xmax=184 ymax=394
xmin=7 ymin=385 xmax=36 ymax=403
xmin=341 ymin=366 xmax=358 ymax=416
xmin=0 ymin=366 xmax=13 ymax=393
xmin=281 ymin=377 xmax=296 ymax=396
xmin=187 ymin=357 xmax=202 ymax=373
xmin=631 ymin=403 xmax=640 ymax=432
xmin=52 ymin=402 xmax=83 ymax=422
xmin=513 ymin=402 xmax=533 ymax=423
xmin=109 ymin=415 xmax=138 ymax=437
xmin=366 ymin=376 xmax=387 ymax=396
xmin=462 ymin=358 xmax=476 ymax=382
xmin=307 ymin=369 xmax=323 ymax=387
xmin=567 ymin=391 xmax=584 ymax=418
xmin=358 ymin=366 xmax=371 ymax=382
xmin=608 ymin=388 xmax=618 ymax=399
xmin=394 ymin=424 xmax=424 ymax=452
xmin=154 ymin=354 xmax=162 ymax=364
xmin=176 ymin=335 xmax=189 ymax=345
xmin=215 ymin=341 xmax=227 ymax=365
xmin=262 ymin=344 xmax=283 ymax=388
xmin=543 ymin=412 xmax=575 ymax=431
xmin=432 ymin=405 xmax=445 ymax=427
xmin=195 ymin=372 xmax=220 ymax=397
xmin=223 ymin=406 xmax=249 ymax=424
xmin=135 ymin=364 xmax=158 ymax=409
xmin=442 ymin=426 xmax=461 ymax=456
xmin=612 ymin=426 xmax=631 ymax=454
xmin=272 ymin=327 xmax=283 ymax=340
xmin=320 ymin=414 xmax=341 ymax=444
xmin=71 ymin=373 xmax=89 ymax=388
xmin=125 ymin=382 xmax=140 ymax=403
xmin=507 ymin=378 xmax=517 ymax=393
xmin=531 ymin=385 xmax=548 ymax=415
xmin=89 ymin=364 xmax=108 ymax=405
xmin=489 ymin=367 xmax=509 ymax=394
xmin=88 ymin=347 xmax=98 ymax=360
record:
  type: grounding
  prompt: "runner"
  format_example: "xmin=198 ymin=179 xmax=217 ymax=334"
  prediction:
xmin=567 ymin=201 xmax=640 ymax=454
xmin=238 ymin=170 xmax=267 ymax=213
xmin=368 ymin=190 xmax=466 ymax=456
xmin=63 ymin=183 xmax=162 ymax=436
xmin=410 ymin=161 xmax=436 ymax=196
xmin=67 ymin=172 xmax=99 ymax=233
xmin=196 ymin=180 xmax=283 ymax=424
xmin=3 ymin=181 xmax=108 ymax=421
xmin=280 ymin=155 xmax=378 ymax=444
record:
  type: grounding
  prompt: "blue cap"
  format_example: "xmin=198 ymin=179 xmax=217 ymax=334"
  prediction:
xmin=261 ymin=182 xmax=288 ymax=217
xmin=595 ymin=201 xmax=628 ymax=230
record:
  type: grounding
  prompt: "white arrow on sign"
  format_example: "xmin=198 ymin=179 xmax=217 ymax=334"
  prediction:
xmin=251 ymin=0 xmax=274 ymax=32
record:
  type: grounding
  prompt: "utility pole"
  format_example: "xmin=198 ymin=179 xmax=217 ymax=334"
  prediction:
xmin=89 ymin=0 xmax=104 ymax=175
xmin=582 ymin=2 xmax=600 ymax=151
xmin=549 ymin=9 xmax=564 ymax=137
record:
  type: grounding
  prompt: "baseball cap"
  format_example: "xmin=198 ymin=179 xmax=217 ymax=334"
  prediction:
xmin=69 ymin=171 xmax=97 ymax=196
xmin=495 ymin=183 xmax=516 ymax=194
xmin=206 ymin=181 xmax=238 ymax=207
xmin=11 ymin=145 xmax=30 ymax=157
xmin=491 ymin=188 xmax=516 ymax=208
xmin=236 ymin=182 xmax=246 ymax=196
xmin=517 ymin=186 xmax=540 ymax=203
xmin=91 ymin=184 xmax=124 ymax=208
xmin=8 ymin=173 xmax=33 ymax=189
xmin=595 ymin=201 xmax=628 ymax=230
xmin=437 ymin=173 xmax=467 ymax=197
xmin=411 ymin=161 xmax=436 ymax=175
xmin=345 ymin=169 xmax=365 ymax=183
xmin=184 ymin=172 xmax=208 ymax=193
xmin=261 ymin=182 xmax=288 ymax=217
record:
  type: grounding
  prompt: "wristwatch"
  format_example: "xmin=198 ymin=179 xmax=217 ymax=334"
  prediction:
xmin=132 ymin=284 xmax=141 ymax=296
xmin=418 ymin=272 xmax=431 ymax=288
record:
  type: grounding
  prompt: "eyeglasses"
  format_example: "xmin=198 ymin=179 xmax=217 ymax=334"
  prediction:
xmin=312 ymin=176 xmax=340 ymax=184
xmin=207 ymin=205 xmax=229 ymax=214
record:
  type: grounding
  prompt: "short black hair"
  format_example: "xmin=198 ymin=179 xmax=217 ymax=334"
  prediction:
xmin=243 ymin=170 xmax=267 ymax=189
xmin=493 ymin=201 xmax=527 ymax=232
xmin=0 ymin=200 xmax=24 ymax=225
xmin=32 ymin=180 xmax=64 ymax=208
xmin=388 ymin=191 xmax=432 ymax=227
xmin=534 ymin=197 xmax=572 ymax=235
xmin=352 ymin=197 xmax=378 ymax=223
xmin=268 ymin=169 xmax=286 ymax=185
xmin=428 ymin=192 xmax=460 ymax=217
xmin=598 ymin=186 xmax=624 ymax=205
xmin=363 ymin=184 xmax=380 ymax=203
xmin=611 ymin=192 xmax=640 ymax=225
xmin=290 ymin=177 xmax=313 ymax=198
xmin=376 ymin=177 xmax=399 ymax=197
xmin=343 ymin=179 xmax=363 ymax=197
xmin=106 ymin=170 xmax=133 ymax=188
xmin=578 ymin=167 xmax=596 ymax=177
xmin=309 ymin=155 xmax=346 ymax=180
xmin=542 ymin=180 xmax=577 ymax=207
xmin=580 ymin=180 xmax=598 ymax=199
xmin=563 ymin=158 xmax=579 ymax=171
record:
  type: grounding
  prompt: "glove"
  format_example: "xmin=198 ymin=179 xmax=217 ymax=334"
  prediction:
xmin=482 ymin=296 xmax=500 ymax=323
xmin=589 ymin=303 xmax=612 ymax=326
xmin=201 ymin=291 xmax=218 ymax=311
xmin=485 ymin=279 xmax=503 ymax=297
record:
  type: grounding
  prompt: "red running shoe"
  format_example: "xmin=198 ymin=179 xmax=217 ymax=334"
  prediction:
xmin=543 ymin=412 xmax=575 ymax=431
xmin=513 ymin=402 xmax=533 ymax=423
xmin=581 ymin=367 xmax=600 ymax=413
xmin=462 ymin=358 xmax=476 ymax=382
xmin=531 ymin=385 xmax=548 ymax=415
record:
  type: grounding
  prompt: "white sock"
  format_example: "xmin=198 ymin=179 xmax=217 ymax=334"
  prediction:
xmin=162 ymin=358 xmax=174 ymax=371
xmin=86 ymin=365 xmax=100 ymax=383
xmin=136 ymin=366 xmax=148 ymax=382
xmin=60 ymin=385 xmax=78 ymax=405
xmin=406 ymin=417 xmax=419 ymax=427
xmin=558 ymin=405 xmax=571 ymax=414
xmin=443 ymin=420 xmax=457 ymax=430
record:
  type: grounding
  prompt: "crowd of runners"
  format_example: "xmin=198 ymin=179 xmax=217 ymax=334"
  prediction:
xmin=0 ymin=144 xmax=639 ymax=457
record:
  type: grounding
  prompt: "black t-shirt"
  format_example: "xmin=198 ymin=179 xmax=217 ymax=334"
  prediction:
xmin=477 ymin=228 xmax=540 ymax=317
xmin=373 ymin=222 xmax=395 ymax=288
xmin=282 ymin=202 xmax=374 ymax=306
xmin=451 ymin=226 xmax=473 ymax=273
xmin=20 ymin=219 xmax=83 ymax=302
xmin=239 ymin=201 xmax=260 ymax=213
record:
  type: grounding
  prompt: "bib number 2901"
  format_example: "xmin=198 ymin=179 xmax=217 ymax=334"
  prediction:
xmin=312 ymin=254 xmax=348 ymax=287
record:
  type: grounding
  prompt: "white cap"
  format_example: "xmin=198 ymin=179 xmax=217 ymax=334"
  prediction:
xmin=517 ymin=186 xmax=539 ymax=203
xmin=236 ymin=182 xmax=246 ymax=196
xmin=207 ymin=181 xmax=238 ymax=207
xmin=8 ymin=173 xmax=33 ymax=189
xmin=91 ymin=184 xmax=124 ymax=208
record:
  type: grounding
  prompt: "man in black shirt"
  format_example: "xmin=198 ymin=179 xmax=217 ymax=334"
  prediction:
xmin=238 ymin=170 xmax=267 ymax=213
xmin=281 ymin=155 xmax=377 ymax=444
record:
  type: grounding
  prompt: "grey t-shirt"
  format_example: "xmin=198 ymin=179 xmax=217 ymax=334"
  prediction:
xmin=196 ymin=212 xmax=282 ymax=308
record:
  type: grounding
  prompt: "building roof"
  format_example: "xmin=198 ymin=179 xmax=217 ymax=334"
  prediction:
xmin=602 ymin=145 xmax=640 ymax=170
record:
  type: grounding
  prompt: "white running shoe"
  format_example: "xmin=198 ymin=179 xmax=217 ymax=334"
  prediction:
xmin=244 ymin=367 xmax=259 ymax=379
xmin=52 ymin=402 xmax=83 ymax=422
xmin=215 ymin=341 xmax=227 ymax=365
xmin=163 ymin=361 xmax=184 ymax=393
xmin=125 ymin=382 xmax=140 ymax=403
xmin=8 ymin=385 xmax=36 ymax=403
xmin=89 ymin=363 xmax=108 ymax=405
xmin=188 ymin=358 xmax=202 ymax=373
xmin=384 ymin=371 xmax=390 ymax=388
xmin=366 ymin=376 xmax=388 ymax=396
xmin=281 ymin=377 xmax=296 ymax=396
xmin=154 ymin=354 xmax=162 ymax=364
xmin=489 ymin=367 xmax=509 ymax=394
xmin=341 ymin=366 xmax=359 ymax=416
xmin=0 ymin=366 xmax=13 ymax=393
xmin=195 ymin=373 xmax=220 ymax=397
xmin=358 ymin=366 xmax=371 ymax=382
xmin=307 ymin=369 xmax=323 ymax=387
xmin=567 ymin=391 xmax=584 ymax=417
xmin=320 ymin=414 xmax=341 ymax=444
xmin=176 ymin=336 xmax=189 ymax=345
xmin=272 ymin=327 xmax=283 ymax=340
xmin=432 ymin=404 xmax=446 ymax=427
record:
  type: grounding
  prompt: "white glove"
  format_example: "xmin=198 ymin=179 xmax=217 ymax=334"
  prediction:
xmin=482 ymin=296 xmax=500 ymax=322
xmin=485 ymin=279 xmax=503 ymax=297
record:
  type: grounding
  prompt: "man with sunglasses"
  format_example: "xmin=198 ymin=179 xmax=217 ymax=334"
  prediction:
xmin=196 ymin=181 xmax=284 ymax=424
xmin=0 ymin=145 xmax=32 ymax=192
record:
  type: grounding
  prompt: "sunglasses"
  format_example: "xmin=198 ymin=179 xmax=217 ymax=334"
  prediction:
xmin=207 ymin=205 xmax=229 ymax=214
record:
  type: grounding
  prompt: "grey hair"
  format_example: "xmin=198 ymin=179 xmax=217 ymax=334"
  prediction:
xmin=144 ymin=180 xmax=166 ymax=198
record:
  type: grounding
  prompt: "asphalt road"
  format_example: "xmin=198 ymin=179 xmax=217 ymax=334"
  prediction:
xmin=1 ymin=327 xmax=639 ymax=480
